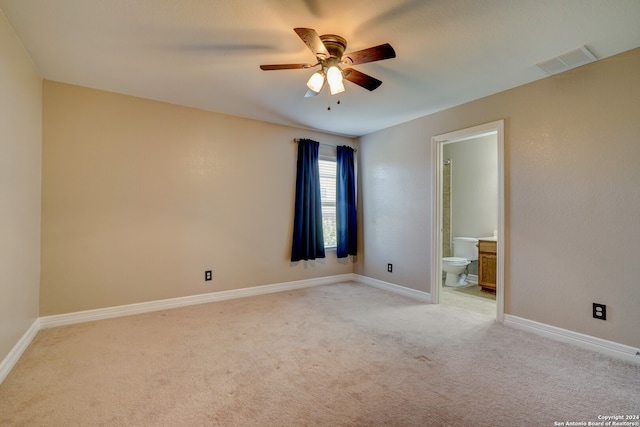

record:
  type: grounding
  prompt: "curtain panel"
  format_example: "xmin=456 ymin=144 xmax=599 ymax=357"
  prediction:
xmin=336 ymin=145 xmax=357 ymax=258
xmin=291 ymin=139 xmax=325 ymax=261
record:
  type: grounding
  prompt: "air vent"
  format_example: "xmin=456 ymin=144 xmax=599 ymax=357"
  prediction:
xmin=536 ymin=46 xmax=597 ymax=75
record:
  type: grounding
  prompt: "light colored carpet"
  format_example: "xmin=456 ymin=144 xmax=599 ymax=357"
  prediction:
xmin=1 ymin=282 xmax=638 ymax=426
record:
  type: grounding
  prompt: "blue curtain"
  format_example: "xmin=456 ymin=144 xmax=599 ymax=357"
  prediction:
xmin=336 ymin=146 xmax=357 ymax=258
xmin=291 ymin=139 xmax=325 ymax=261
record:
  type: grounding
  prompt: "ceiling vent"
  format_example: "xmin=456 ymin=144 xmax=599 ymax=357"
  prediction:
xmin=536 ymin=46 xmax=597 ymax=75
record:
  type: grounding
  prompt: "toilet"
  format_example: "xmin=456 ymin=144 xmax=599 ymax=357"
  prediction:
xmin=442 ymin=237 xmax=478 ymax=287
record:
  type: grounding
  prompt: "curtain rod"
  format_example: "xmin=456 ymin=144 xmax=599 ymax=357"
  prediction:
xmin=294 ymin=138 xmax=357 ymax=152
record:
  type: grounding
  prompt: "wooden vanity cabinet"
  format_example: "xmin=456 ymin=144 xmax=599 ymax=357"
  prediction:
xmin=477 ymin=239 xmax=497 ymax=293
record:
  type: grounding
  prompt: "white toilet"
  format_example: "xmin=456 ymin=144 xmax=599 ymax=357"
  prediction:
xmin=442 ymin=237 xmax=478 ymax=287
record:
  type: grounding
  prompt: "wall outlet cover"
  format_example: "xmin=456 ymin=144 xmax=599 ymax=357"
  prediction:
xmin=592 ymin=303 xmax=606 ymax=320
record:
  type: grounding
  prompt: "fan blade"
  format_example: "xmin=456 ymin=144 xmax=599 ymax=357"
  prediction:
xmin=342 ymin=43 xmax=396 ymax=65
xmin=260 ymin=63 xmax=314 ymax=70
xmin=294 ymin=28 xmax=330 ymax=59
xmin=342 ymin=68 xmax=383 ymax=91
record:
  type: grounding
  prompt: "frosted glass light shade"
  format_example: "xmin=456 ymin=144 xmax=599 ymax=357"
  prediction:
xmin=306 ymin=71 xmax=325 ymax=93
xmin=326 ymin=66 xmax=344 ymax=95
xmin=329 ymin=80 xmax=345 ymax=95
xmin=326 ymin=66 xmax=342 ymax=84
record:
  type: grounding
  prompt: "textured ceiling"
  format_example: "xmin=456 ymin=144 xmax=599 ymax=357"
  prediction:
xmin=2 ymin=0 xmax=640 ymax=137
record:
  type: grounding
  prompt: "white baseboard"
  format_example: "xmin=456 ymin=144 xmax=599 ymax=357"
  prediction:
xmin=0 ymin=318 xmax=40 ymax=384
xmin=39 ymin=274 xmax=355 ymax=329
xmin=354 ymin=274 xmax=431 ymax=303
xmin=504 ymin=314 xmax=640 ymax=364
xmin=37 ymin=273 xmax=429 ymax=331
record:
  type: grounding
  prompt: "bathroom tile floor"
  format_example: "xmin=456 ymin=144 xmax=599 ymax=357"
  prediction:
xmin=441 ymin=282 xmax=496 ymax=317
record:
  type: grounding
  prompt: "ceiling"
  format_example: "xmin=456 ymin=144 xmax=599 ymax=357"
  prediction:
xmin=2 ymin=0 xmax=639 ymax=137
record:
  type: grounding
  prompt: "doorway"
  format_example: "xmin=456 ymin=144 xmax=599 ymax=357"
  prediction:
xmin=431 ymin=120 xmax=505 ymax=322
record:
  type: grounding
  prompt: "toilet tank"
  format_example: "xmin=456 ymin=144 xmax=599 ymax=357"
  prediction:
xmin=452 ymin=237 xmax=479 ymax=261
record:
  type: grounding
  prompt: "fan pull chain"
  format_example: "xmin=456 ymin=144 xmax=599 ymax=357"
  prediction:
xmin=326 ymin=88 xmax=340 ymax=110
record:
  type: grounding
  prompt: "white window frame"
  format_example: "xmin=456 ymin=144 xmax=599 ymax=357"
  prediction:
xmin=318 ymin=155 xmax=337 ymax=249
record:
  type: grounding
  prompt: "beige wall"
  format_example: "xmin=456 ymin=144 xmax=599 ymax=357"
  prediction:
xmin=359 ymin=48 xmax=640 ymax=348
xmin=41 ymin=81 xmax=355 ymax=315
xmin=0 ymin=12 xmax=42 ymax=360
xmin=355 ymin=122 xmax=431 ymax=289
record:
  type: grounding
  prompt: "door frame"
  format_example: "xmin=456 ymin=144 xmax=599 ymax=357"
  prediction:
xmin=430 ymin=120 xmax=505 ymax=322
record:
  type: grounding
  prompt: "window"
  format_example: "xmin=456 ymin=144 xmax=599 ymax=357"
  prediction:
xmin=318 ymin=157 xmax=337 ymax=248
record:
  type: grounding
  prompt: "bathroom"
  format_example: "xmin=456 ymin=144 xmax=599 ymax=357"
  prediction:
xmin=441 ymin=133 xmax=497 ymax=301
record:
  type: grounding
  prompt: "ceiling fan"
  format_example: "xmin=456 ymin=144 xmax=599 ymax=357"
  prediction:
xmin=260 ymin=28 xmax=396 ymax=98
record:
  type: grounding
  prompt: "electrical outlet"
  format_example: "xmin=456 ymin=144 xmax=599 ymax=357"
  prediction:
xmin=593 ymin=303 xmax=606 ymax=320
xmin=205 ymin=270 xmax=212 ymax=281
xmin=387 ymin=263 xmax=393 ymax=273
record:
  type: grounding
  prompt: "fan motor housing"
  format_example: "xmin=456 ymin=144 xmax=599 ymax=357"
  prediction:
xmin=320 ymin=34 xmax=347 ymax=59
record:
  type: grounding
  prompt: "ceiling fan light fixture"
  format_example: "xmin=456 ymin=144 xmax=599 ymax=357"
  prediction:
xmin=329 ymin=80 xmax=345 ymax=95
xmin=306 ymin=71 xmax=325 ymax=93
xmin=326 ymin=66 xmax=343 ymax=85
xmin=326 ymin=65 xmax=345 ymax=95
